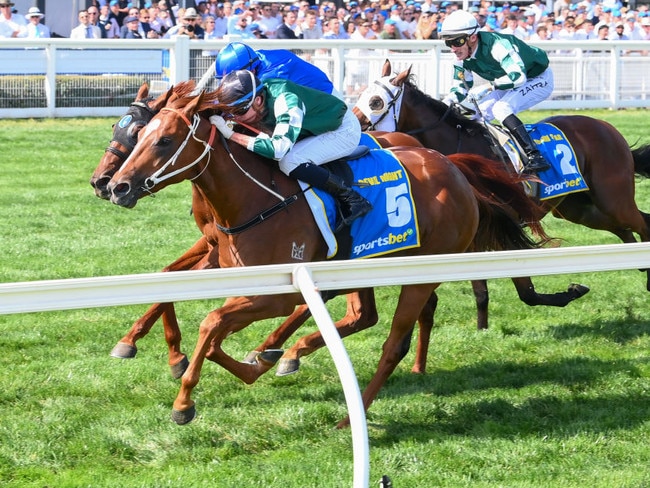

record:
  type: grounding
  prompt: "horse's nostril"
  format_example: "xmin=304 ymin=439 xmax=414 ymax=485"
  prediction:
xmin=95 ymin=176 xmax=111 ymax=191
xmin=111 ymin=181 xmax=131 ymax=198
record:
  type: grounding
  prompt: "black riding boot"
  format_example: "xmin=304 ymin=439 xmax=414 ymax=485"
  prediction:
xmin=290 ymin=163 xmax=373 ymax=227
xmin=502 ymin=114 xmax=551 ymax=174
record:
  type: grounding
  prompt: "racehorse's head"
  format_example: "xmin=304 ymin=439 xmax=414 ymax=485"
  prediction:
xmin=108 ymin=90 xmax=218 ymax=208
xmin=90 ymin=81 xmax=196 ymax=200
xmin=353 ymin=60 xmax=411 ymax=132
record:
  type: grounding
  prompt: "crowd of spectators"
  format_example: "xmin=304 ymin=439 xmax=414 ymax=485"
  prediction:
xmin=1 ymin=0 xmax=648 ymax=41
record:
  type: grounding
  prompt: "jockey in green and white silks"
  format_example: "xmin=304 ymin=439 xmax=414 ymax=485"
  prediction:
xmin=440 ymin=9 xmax=553 ymax=174
xmin=211 ymin=69 xmax=372 ymax=227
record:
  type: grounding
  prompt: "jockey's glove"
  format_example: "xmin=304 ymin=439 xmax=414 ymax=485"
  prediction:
xmin=209 ymin=115 xmax=234 ymax=139
xmin=467 ymin=84 xmax=493 ymax=103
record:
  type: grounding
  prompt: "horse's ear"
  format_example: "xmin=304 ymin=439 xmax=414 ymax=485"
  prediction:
xmin=183 ymin=91 xmax=205 ymax=117
xmin=393 ymin=65 xmax=411 ymax=87
xmin=150 ymin=86 xmax=175 ymax=111
xmin=136 ymin=82 xmax=149 ymax=102
xmin=381 ymin=59 xmax=392 ymax=77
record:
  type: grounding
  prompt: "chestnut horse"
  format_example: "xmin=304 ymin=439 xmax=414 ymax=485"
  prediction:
xmin=106 ymin=91 xmax=545 ymax=427
xmin=355 ymin=60 xmax=650 ymax=292
xmin=89 ymin=83 xmax=435 ymax=379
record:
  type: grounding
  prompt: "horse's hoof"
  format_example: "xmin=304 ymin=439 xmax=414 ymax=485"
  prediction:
xmin=242 ymin=351 xmax=259 ymax=364
xmin=258 ymin=349 xmax=284 ymax=365
xmin=276 ymin=358 xmax=300 ymax=376
xmin=170 ymin=355 xmax=189 ymax=379
xmin=171 ymin=405 xmax=196 ymax=425
xmin=110 ymin=342 xmax=137 ymax=359
xmin=568 ymin=283 xmax=590 ymax=300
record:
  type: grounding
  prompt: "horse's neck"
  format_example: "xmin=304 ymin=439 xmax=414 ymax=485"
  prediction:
xmin=194 ymin=143 xmax=300 ymax=232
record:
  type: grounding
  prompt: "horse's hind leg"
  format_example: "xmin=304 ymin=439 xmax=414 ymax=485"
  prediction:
xmin=241 ymin=304 xmax=313 ymax=365
xmin=276 ymin=289 xmax=378 ymax=376
xmin=411 ymin=291 xmax=438 ymax=374
xmin=510 ymin=276 xmax=590 ymax=307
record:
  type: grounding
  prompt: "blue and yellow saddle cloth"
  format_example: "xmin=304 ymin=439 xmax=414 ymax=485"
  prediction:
xmin=526 ymin=123 xmax=589 ymax=201
xmin=303 ymin=140 xmax=420 ymax=260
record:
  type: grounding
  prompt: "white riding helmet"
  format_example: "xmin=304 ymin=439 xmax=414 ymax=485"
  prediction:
xmin=440 ymin=10 xmax=479 ymax=39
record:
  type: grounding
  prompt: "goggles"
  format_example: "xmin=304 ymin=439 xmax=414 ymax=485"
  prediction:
xmin=444 ymin=36 xmax=468 ymax=48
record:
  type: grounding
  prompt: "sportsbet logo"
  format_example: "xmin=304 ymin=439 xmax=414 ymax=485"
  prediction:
xmin=542 ymin=176 xmax=584 ymax=197
xmin=353 ymin=229 xmax=414 ymax=256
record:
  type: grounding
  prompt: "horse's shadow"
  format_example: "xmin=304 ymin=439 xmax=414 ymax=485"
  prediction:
xmin=548 ymin=316 xmax=650 ymax=345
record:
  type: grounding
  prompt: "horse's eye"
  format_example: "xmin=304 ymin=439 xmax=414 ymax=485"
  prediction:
xmin=368 ymin=96 xmax=385 ymax=114
xmin=127 ymin=123 xmax=145 ymax=140
xmin=157 ymin=137 xmax=173 ymax=146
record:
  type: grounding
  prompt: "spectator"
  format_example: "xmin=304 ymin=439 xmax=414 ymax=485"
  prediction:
xmin=323 ymin=17 xmax=347 ymax=38
xmin=529 ymin=24 xmax=550 ymax=41
xmin=165 ymin=8 xmax=204 ymax=39
xmin=250 ymin=22 xmax=268 ymax=39
xmin=380 ymin=18 xmax=403 ymax=39
xmin=596 ymin=23 xmax=610 ymax=40
xmin=623 ymin=14 xmax=644 ymax=40
xmin=610 ymin=21 xmax=629 ymax=39
xmin=99 ymin=4 xmax=120 ymax=38
xmin=276 ymin=9 xmax=299 ymax=39
xmin=298 ymin=9 xmax=322 ymax=39
xmin=0 ymin=1 xmax=27 ymax=38
xmin=388 ymin=4 xmax=412 ymax=39
xmin=643 ymin=17 xmax=650 ymax=40
xmin=70 ymin=9 xmax=102 ymax=39
xmin=500 ymin=13 xmax=527 ymax=39
xmin=112 ymin=0 xmax=130 ymax=27
xmin=85 ymin=5 xmax=105 ymax=38
xmin=403 ymin=6 xmax=421 ymax=39
xmin=346 ymin=20 xmax=376 ymax=97
xmin=156 ymin=0 xmax=177 ymax=29
xmin=370 ymin=16 xmax=384 ymax=36
xmin=415 ymin=10 xmax=438 ymax=39
xmin=257 ymin=2 xmax=281 ymax=39
xmin=25 ymin=7 xmax=50 ymax=38
xmin=122 ymin=15 xmax=143 ymax=38
xmin=575 ymin=19 xmax=597 ymax=39
xmin=228 ymin=10 xmax=254 ymax=38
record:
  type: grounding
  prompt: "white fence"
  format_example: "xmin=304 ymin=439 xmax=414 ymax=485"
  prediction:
xmin=2 ymin=242 xmax=650 ymax=488
xmin=1 ymin=37 xmax=649 ymax=119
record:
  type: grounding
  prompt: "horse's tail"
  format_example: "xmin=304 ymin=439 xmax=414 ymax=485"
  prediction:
xmin=448 ymin=153 xmax=550 ymax=251
xmin=632 ymin=144 xmax=650 ymax=178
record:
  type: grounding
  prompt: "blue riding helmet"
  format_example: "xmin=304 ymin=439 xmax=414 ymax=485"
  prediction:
xmin=215 ymin=42 xmax=261 ymax=80
xmin=218 ymin=70 xmax=265 ymax=113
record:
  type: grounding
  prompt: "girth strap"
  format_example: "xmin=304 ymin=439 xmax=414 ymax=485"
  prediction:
xmin=216 ymin=193 xmax=301 ymax=235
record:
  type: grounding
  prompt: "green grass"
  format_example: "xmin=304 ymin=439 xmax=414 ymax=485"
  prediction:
xmin=0 ymin=110 xmax=649 ymax=487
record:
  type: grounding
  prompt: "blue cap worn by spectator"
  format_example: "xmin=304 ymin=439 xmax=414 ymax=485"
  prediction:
xmin=391 ymin=5 xmax=400 ymax=11
xmin=385 ymin=18 xmax=397 ymax=25
xmin=110 ymin=0 xmax=118 ymax=5
xmin=234 ymin=7 xmax=244 ymax=14
xmin=124 ymin=15 xmax=138 ymax=24
xmin=349 ymin=1 xmax=358 ymax=6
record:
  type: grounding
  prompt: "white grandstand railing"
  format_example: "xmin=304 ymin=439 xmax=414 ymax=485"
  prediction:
xmin=3 ymin=242 xmax=650 ymax=488
xmin=1 ymin=38 xmax=649 ymax=119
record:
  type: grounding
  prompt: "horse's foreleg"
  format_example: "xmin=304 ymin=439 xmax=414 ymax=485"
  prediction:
xmin=411 ymin=291 xmax=438 ymax=374
xmin=172 ymin=297 xmax=296 ymax=425
xmin=511 ymin=277 xmax=590 ymax=307
xmin=111 ymin=237 xmax=212 ymax=379
xmin=276 ymin=289 xmax=378 ymax=376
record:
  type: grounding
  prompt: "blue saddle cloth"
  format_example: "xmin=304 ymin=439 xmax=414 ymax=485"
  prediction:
xmin=526 ymin=123 xmax=589 ymax=201
xmin=304 ymin=136 xmax=420 ymax=260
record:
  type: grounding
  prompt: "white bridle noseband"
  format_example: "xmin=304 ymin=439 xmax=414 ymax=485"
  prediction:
xmin=355 ymin=76 xmax=404 ymax=132
xmin=135 ymin=109 xmax=216 ymax=191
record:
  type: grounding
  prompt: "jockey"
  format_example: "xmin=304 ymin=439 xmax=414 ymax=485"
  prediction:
xmin=440 ymin=9 xmax=553 ymax=174
xmin=210 ymin=70 xmax=372 ymax=227
xmin=214 ymin=42 xmax=339 ymax=97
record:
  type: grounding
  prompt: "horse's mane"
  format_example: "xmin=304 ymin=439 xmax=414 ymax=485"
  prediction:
xmin=171 ymin=80 xmax=197 ymax=98
xmin=403 ymin=74 xmax=487 ymax=136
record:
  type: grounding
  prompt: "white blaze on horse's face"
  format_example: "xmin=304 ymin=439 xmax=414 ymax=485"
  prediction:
xmin=354 ymin=75 xmax=403 ymax=132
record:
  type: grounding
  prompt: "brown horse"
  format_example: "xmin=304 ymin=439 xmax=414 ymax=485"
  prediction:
xmin=355 ymin=60 xmax=650 ymax=292
xmin=89 ymin=83 xmax=432 ymax=379
xmin=105 ymin=90 xmax=545 ymax=427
